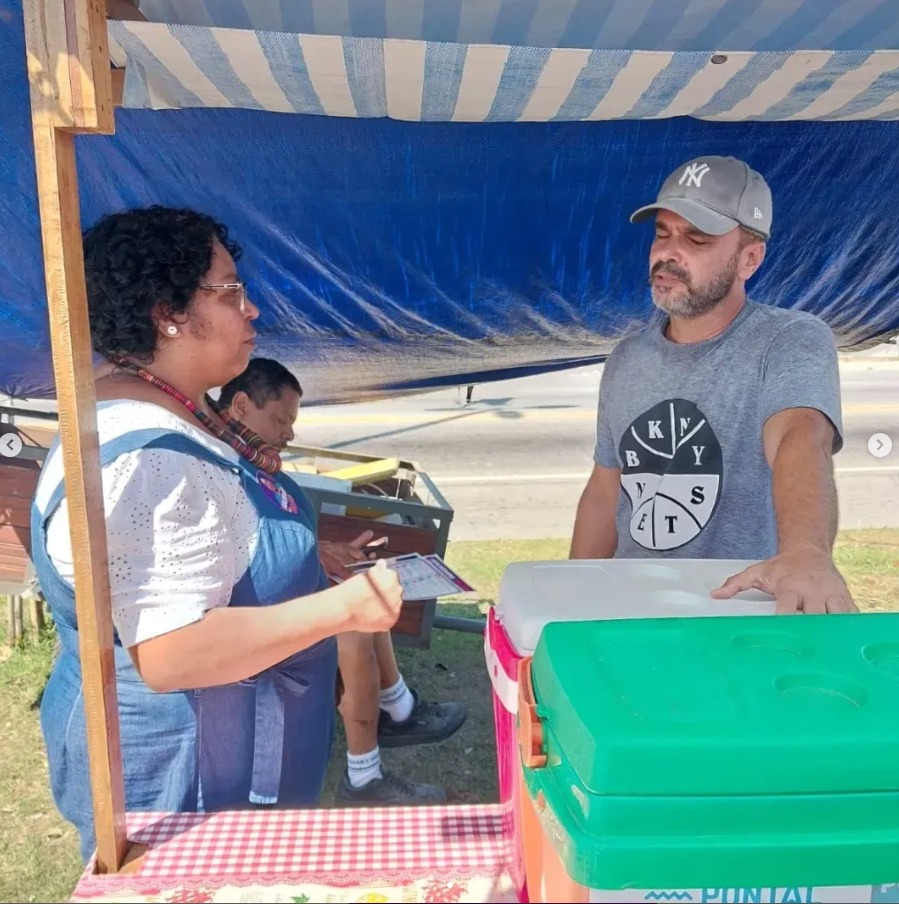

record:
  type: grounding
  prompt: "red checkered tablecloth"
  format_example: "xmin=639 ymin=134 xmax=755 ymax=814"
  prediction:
xmin=70 ymin=804 xmax=520 ymax=903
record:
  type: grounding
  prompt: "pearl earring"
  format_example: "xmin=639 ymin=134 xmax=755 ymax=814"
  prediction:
xmin=166 ymin=326 xmax=178 ymax=336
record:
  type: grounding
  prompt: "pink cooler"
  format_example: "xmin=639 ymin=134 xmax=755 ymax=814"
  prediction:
xmin=484 ymin=606 xmax=526 ymax=900
xmin=484 ymin=558 xmax=777 ymax=903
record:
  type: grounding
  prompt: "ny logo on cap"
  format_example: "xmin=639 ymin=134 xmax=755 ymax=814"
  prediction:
xmin=679 ymin=162 xmax=710 ymax=188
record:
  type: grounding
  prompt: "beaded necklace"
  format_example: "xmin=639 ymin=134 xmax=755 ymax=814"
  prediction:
xmin=111 ymin=359 xmax=282 ymax=474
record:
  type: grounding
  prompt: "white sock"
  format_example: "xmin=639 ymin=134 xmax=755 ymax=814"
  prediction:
xmin=379 ymin=675 xmax=415 ymax=723
xmin=348 ymin=747 xmax=382 ymax=789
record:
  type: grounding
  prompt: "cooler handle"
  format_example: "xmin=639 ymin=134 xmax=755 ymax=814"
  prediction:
xmin=517 ymin=656 xmax=547 ymax=769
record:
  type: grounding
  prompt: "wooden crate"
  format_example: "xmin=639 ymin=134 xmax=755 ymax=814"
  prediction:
xmin=285 ymin=444 xmax=456 ymax=649
xmin=0 ymin=445 xmax=43 ymax=643
xmin=0 ymin=454 xmax=40 ymax=592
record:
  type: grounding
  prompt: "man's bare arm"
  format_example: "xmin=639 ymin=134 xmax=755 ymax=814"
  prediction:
xmin=569 ymin=464 xmax=621 ymax=559
xmin=712 ymin=408 xmax=855 ymax=613
xmin=764 ymin=407 xmax=839 ymax=557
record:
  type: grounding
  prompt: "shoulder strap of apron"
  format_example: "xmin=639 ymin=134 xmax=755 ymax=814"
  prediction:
xmin=33 ymin=428 xmax=243 ymax=626
xmin=38 ymin=427 xmax=241 ymax=526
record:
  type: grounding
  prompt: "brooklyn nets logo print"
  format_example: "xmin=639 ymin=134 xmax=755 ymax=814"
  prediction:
xmin=618 ymin=399 xmax=723 ymax=551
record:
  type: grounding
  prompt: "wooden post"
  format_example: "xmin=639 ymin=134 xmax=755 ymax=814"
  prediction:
xmin=13 ymin=596 xmax=24 ymax=643
xmin=29 ymin=595 xmax=46 ymax=634
xmin=6 ymin=595 xmax=16 ymax=645
xmin=22 ymin=0 xmax=128 ymax=873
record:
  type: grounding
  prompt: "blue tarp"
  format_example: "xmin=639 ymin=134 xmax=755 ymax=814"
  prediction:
xmin=2 ymin=1 xmax=899 ymax=403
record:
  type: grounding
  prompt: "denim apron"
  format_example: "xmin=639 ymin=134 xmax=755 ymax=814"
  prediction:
xmin=31 ymin=428 xmax=338 ymax=862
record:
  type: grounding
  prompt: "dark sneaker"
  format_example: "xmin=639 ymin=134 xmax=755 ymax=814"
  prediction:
xmin=335 ymin=770 xmax=447 ymax=807
xmin=377 ymin=688 xmax=467 ymax=749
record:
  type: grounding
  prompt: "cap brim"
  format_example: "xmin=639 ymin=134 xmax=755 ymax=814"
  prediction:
xmin=630 ymin=198 xmax=739 ymax=236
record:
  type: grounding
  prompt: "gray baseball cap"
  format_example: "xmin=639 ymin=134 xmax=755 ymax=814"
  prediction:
xmin=630 ymin=156 xmax=773 ymax=239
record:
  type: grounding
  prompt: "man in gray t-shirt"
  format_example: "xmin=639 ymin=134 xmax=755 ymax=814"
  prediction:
xmin=570 ymin=155 xmax=856 ymax=614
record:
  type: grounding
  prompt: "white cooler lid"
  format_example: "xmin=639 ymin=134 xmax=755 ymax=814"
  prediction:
xmin=495 ymin=558 xmax=776 ymax=656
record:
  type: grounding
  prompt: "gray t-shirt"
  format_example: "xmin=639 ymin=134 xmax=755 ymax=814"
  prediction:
xmin=593 ymin=300 xmax=843 ymax=561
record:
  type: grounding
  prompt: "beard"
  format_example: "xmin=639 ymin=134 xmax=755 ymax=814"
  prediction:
xmin=649 ymin=252 xmax=739 ymax=318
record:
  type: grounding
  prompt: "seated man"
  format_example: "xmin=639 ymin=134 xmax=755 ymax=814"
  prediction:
xmin=218 ymin=358 xmax=467 ymax=805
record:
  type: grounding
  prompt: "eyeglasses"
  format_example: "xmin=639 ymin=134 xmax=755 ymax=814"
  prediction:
xmin=199 ymin=281 xmax=248 ymax=314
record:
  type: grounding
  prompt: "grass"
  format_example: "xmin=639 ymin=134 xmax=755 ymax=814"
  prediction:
xmin=1 ymin=531 xmax=897 ymax=902
xmin=830 ymin=529 xmax=899 ymax=611
xmin=0 ymin=628 xmax=82 ymax=903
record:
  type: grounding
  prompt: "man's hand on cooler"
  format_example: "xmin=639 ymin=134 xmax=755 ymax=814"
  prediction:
xmin=711 ymin=545 xmax=857 ymax=614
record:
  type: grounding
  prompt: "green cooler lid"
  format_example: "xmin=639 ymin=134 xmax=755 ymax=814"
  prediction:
xmin=530 ymin=613 xmax=899 ymax=797
xmin=522 ymin=614 xmax=899 ymax=889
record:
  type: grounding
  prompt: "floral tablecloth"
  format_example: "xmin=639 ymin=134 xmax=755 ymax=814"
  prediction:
xmin=69 ymin=805 xmax=520 ymax=903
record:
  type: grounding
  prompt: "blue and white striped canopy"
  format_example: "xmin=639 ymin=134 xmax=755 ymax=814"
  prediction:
xmin=110 ymin=0 xmax=899 ymax=121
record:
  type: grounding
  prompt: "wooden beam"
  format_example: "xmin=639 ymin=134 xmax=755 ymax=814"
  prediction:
xmin=27 ymin=0 xmax=115 ymax=134
xmin=111 ymin=67 xmax=124 ymax=107
xmin=23 ymin=0 xmax=128 ymax=874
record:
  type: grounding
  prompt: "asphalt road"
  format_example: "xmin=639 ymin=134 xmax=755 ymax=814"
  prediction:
xmin=296 ymin=359 xmax=899 ymax=541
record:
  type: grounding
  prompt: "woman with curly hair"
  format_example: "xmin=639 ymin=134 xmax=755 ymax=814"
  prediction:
xmin=31 ymin=206 xmax=403 ymax=862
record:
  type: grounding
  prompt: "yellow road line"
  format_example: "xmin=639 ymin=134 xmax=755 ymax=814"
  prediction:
xmin=299 ymin=403 xmax=899 ymax=426
xmin=431 ymin=467 xmax=899 ymax=485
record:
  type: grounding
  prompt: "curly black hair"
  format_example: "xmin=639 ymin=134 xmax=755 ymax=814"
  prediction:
xmin=82 ymin=205 xmax=243 ymax=362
